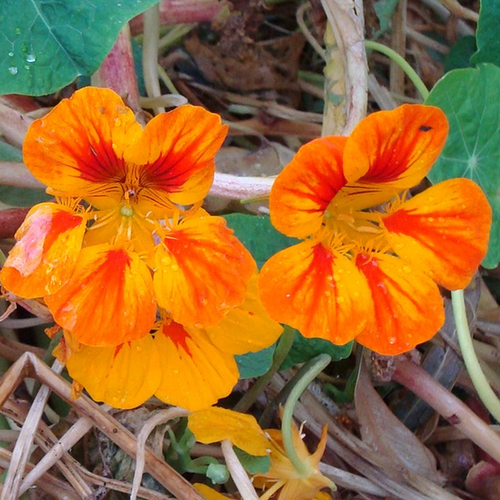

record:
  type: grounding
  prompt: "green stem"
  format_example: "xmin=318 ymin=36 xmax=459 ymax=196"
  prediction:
xmin=234 ymin=327 xmax=295 ymax=413
xmin=364 ymin=40 xmax=430 ymax=100
xmin=281 ymin=354 xmax=331 ymax=476
xmin=452 ymin=289 xmax=500 ymax=422
xmin=142 ymin=3 xmax=164 ymax=114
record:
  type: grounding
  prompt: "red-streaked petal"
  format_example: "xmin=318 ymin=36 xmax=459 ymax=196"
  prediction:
xmin=206 ymin=275 xmax=283 ymax=355
xmin=259 ymin=241 xmax=371 ymax=344
xmin=154 ymin=322 xmax=239 ymax=411
xmin=355 ymin=252 xmax=444 ymax=355
xmin=65 ymin=333 xmax=161 ymax=409
xmin=0 ymin=203 xmax=85 ymax=298
xmin=382 ymin=179 xmax=491 ymax=290
xmin=23 ymin=87 xmax=142 ymax=206
xmin=45 ymin=246 xmax=156 ymax=346
xmin=270 ymin=137 xmax=347 ymax=238
xmin=127 ymin=105 xmax=227 ymax=207
xmin=154 ymin=214 xmax=255 ymax=329
xmin=341 ymin=105 xmax=448 ymax=207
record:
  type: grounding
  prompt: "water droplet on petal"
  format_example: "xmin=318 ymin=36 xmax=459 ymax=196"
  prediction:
xmin=26 ymin=53 xmax=35 ymax=63
xmin=8 ymin=66 xmax=18 ymax=75
xmin=336 ymin=296 xmax=345 ymax=304
xmin=8 ymin=51 xmax=13 ymax=57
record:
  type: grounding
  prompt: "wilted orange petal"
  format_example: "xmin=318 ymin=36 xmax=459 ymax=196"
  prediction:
xmin=355 ymin=252 xmax=444 ymax=355
xmin=65 ymin=333 xmax=161 ymax=409
xmin=206 ymin=275 xmax=283 ymax=355
xmin=259 ymin=241 xmax=371 ymax=345
xmin=1 ymin=203 xmax=85 ymax=298
xmin=23 ymin=87 xmax=142 ymax=207
xmin=154 ymin=322 xmax=239 ymax=411
xmin=126 ymin=105 xmax=227 ymax=208
xmin=188 ymin=407 xmax=269 ymax=455
xmin=270 ymin=137 xmax=347 ymax=238
xmin=45 ymin=245 xmax=156 ymax=346
xmin=154 ymin=214 xmax=255 ymax=329
xmin=341 ymin=105 xmax=448 ymax=208
xmin=382 ymin=179 xmax=491 ymax=290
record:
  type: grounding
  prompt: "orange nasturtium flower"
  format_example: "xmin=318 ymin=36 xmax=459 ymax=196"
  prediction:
xmin=0 ymin=87 xmax=282 ymax=410
xmin=188 ymin=407 xmax=334 ymax=500
xmin=259 ymin=104 xmax=492 ymax=355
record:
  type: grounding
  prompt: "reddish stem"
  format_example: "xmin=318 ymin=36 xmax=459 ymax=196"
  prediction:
xmin=0 ymin=208 xmax=30 ymax=239
xmin=393 ymin=356 xmax=500 ymax=464
xmin=130 ymin=0 xmax=229 ymax=34
xmin=92 ymin=25 xmax=141 ymax=113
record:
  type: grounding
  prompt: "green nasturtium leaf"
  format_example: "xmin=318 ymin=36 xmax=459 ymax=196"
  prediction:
xmin=223 ymin=213 xmax=299 ymax=268
xmin=234 ymin=447 xmax=271 ymax=475
xmin=281 ymin=330 xmax=353 ymax=370
xmin=0 ymin=0 xmax=159 ymax=96
xmin=426 ymin=63 xmax=500 ymax=268
xmin=236 ymin=346 xmax=275 ymax=379
xmin=444 ymin=36 xmax=476 ymax=73
xmin=471 ymin=0 xmax=500 ymax=66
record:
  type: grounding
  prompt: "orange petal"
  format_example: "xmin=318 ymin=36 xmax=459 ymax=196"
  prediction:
xmin=341 ymin=105 xmax=448 ymax=208
xmin=354 ymin=252 xmax=444 ymax=355
xmin=259 ymin=241 xmax=371 ymax=345
xmin=188 ymin=407 xmax=269 ymax=455
xmin=194 ymin=484 xmax=230 ymax=500
xmin=382 ymin=179 xmax=491 ymax=290
xmin=0 ymin=203 xmax=85 ymax=298
xmin=154 ymin=322 xmax=239 ymax=411
xmin=154 ymin=213 xmax=255 ymax=329
xmin=206 ymin=275 xmax=283 ymax=355
xmin=127 ymin=105 xmax=227 ymax=208
xmin=45 ymin=245 xmax=156 ymax=346
xmin=270 ymin=137 xmax=347 ymax=238
xmin=65 ymin=333 xmax=161 ymax=409
xmin=23 ymin=87 xmax=142 ymax=207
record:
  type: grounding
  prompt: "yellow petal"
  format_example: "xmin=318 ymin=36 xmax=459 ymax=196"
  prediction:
xmin=188 ymin=407 xmax=269 ymax=456
xmin=65 ymin=333 xmax=161 ymax=409
xmin=154 ymin=322 xmax=239 ymax=411
xmin=206 ymin=275 xmax=283 ymax=355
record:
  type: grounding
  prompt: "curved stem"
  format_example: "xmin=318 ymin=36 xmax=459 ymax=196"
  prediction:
xmin=364 ymin=40 xmax=429 ymax=100
xmin=281 ymin=354 xmax=331 ymax=475
xmin=452 ymin=289 xmax=500 ymax=422
xmin=142 ymin=3 xmax=164 ymax=114
xmin=234 ymin=327 xmax=295 ymax=413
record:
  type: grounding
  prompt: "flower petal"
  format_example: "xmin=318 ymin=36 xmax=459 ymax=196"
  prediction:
xmin=154 ymin=322 xmax=239 ymax=411
xmin=341 ymin=105 xmax=448 ymax=208
xmin=23 ymin=87 xmax=142 ymax=207
xmin=206 ymin=275 xmax=283 ymax=355
xmin=45 ymin=246 xmax=156 ymax=346
xmin=188 ymin=407 xmax=269 ymax=455
xmin=270 ymin=137 xmax=347 ymax=238
xmin=127 ymin=105 xmax=227 ymax=208
xmin=194 ymin=484 xmax=230 ymax=500
xmin=355 ymin=252 xmax=444 ymax=355
xmin=154 ymin=213 xmax=255 ymax=329
xmin=64 ymin=333 xmax=161 ymax=409
xmin=382 ymin=179 xmax=491 ymax=290
xmin=259 ymin=241 xmax=371 ymax=344
xmin=0 ymin=203 xmax=85 ymax=298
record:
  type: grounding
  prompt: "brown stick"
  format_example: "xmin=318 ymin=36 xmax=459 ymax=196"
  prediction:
xmin=0 ymin=353 xmax=206 ymax=500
